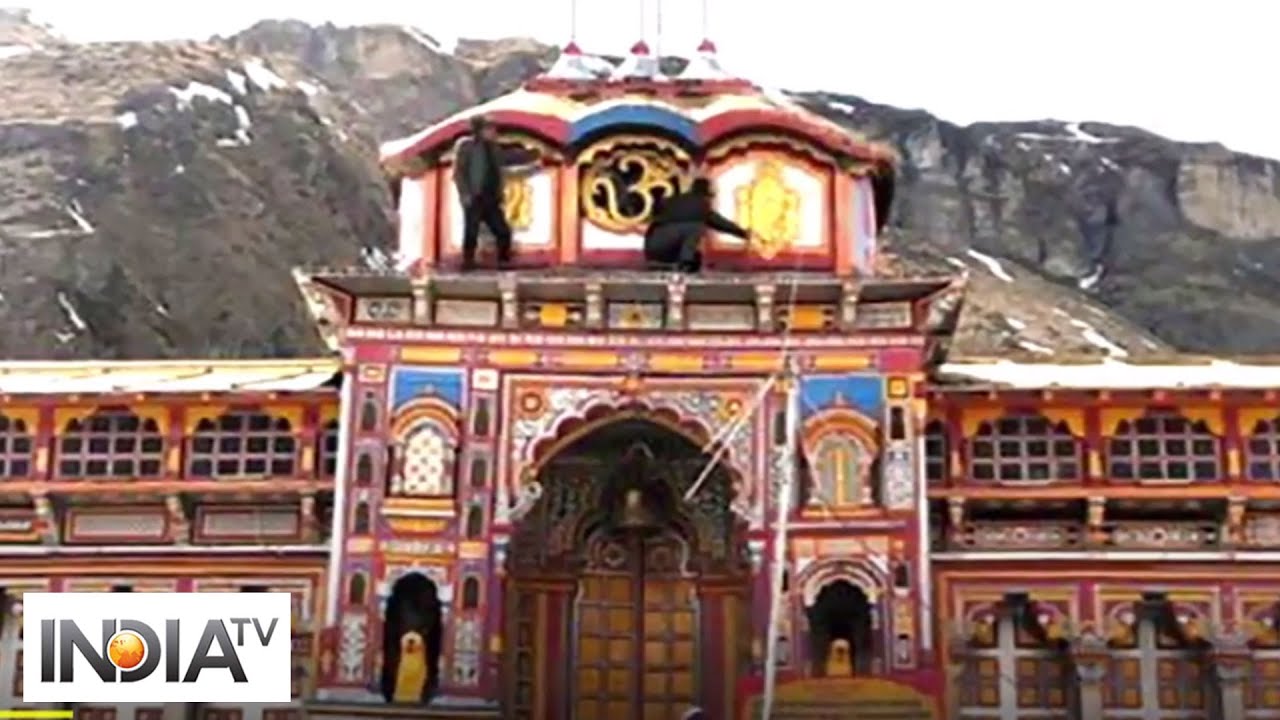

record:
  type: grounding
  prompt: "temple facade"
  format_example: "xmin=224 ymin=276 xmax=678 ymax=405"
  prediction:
xmin=0 ymin=359 xmax=338 ymax=720
xmin=1 ymin=41 xmax=1278 ymax=720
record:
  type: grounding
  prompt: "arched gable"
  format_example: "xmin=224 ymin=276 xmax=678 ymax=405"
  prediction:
xmin=797 ymin=557 xmax=889 ymax=608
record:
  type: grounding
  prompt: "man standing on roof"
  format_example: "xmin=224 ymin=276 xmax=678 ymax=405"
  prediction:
xmin=644 ymin=176 xmax=756 ymax=273
xmin=453 ymin=115 xmax=513 ymax=270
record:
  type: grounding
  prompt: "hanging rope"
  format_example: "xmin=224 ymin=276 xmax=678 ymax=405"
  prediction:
xmin=761 ymin=356 xmax=800 ymax=720
xmin=570 ymin=0 xmax=578 ymax=42
xmin=655 ymin=0 xmax=664 ymax=58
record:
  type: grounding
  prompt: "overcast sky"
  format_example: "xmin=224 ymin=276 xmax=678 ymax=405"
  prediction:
xmin=22 ymin=0 xmax=1280 ymax=160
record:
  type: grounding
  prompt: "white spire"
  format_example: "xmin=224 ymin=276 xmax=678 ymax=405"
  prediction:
xmin=612 ymin=39 xmax=660 ymax=79
xmin=678 ymin=38 xmax=731 ymax=81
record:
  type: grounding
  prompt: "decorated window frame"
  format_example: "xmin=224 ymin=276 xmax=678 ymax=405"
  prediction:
xmin=1105 ymin=410 xmax=1220 ymax=483
xmin=56 ymin=407 xmax=165 ymax=479
xmin=966 ymin=411 xmax=1082 ymax=484
xmin=1244 ymin=413 xmax=1280 ymax=481
xmin=388 ymin=397 xmax=461 ymax=499
xmin=187 ymin=407 xmax=299 ymax=479
xmin=800 ymin=409 xmax=880 ymax=511
xmin=0 ymin=411 xmax=35 ymax=480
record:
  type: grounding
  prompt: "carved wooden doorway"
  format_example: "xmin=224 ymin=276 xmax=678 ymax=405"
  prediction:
xmin=573 ymin=525 xmax=699 ymax=720
xmin=504 ymin=416 xmax=749 ymax=720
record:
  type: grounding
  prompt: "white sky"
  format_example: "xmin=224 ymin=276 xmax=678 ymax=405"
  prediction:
xmin=20 ymin=0 xmax=1280 ymax=160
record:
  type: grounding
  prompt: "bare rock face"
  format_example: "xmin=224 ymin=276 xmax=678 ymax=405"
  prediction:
xmin=0 ymin=27 xmax=393 ymax=359
xmin=1176 ymin=148 xmax=1280 ymax=240
xmin=0 ymin=15 xmax=1276 ymax=359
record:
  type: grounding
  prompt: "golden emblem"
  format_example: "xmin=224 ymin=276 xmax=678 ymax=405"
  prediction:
xmin=502 ymin=178 xmax=533 ymax=232
xmin=734 ymin=158 xmax=801 ymax=259
xmin=578 ymin=135 xmax=692 ymax=234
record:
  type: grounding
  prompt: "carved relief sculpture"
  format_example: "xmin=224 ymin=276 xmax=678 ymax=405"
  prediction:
xmin=734 ymin=158 xmax=801 ymax=259
xmin=579 ymin=135 xmax=692 ymax=234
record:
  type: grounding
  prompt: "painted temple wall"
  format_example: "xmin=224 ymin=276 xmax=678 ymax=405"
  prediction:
xmin=317 ymin=341 xmax=943 ymax=714
xmin=394 ymin=131 xmax=880 ymax=275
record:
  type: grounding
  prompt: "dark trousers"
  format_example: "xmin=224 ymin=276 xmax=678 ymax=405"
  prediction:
xmin=643 ymin=222 xmax=704 ymax=271
xmin=461 ymin=193 xmax=512 ymax=265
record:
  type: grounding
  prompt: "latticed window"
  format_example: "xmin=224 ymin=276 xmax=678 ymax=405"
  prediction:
xmin=57 ymin=409 xmax=165 ymax=478
xmin=1246 ymin=416 xmax=1280 ymax=481
xmin=968 ymin=413 xmax=1080 ymax=482
xmin=188 ymin=410 xmax=296 ymax=478
xmin=924 ymin=420 xmax=948 ymax=485
xmin=318 ymin=419 xmax=340 ymax=478
xmin=0 ymin=413 xmax=33 ymax=479
xmin=1107 ymin=412 xmax=1220 ymax=482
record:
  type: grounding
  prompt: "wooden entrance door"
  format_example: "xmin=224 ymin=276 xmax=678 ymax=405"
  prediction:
xmin=572 ymin=528 xmax=699 ymax=720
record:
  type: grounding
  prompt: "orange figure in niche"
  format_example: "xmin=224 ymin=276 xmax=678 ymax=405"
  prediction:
xmin=825 ymin=638 xmax=853 ymax=676
xmin=393 ymin=631 xmax=429 ymax=702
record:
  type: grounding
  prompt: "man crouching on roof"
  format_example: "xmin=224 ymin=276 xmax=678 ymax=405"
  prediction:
xmin=644 ymin=176 xmax=756 ymax=273
xmin=452 ymin=114 xmax=534 ymax=271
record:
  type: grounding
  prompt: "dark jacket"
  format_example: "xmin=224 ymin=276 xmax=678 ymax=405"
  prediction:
xmin=648 ymin=190 xmax=749 ymax=239
xmin=453 ymin=136 xmax=504 ymax=201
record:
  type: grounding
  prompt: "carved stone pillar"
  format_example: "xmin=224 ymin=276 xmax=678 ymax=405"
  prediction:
xmin=165 ymin=494 xmax=190 ymax=545
xmin=1086 ymin=496 xmax=1107 ymax=546
xmin=1210 ymin=631 xmax=1250 ymax=720
xmin=1070 ymin=631 xmax=1108 ymax=720
xmin=300 ymin=493 xmax=319 ymax=543
xmin=754 ymin=284 xmax=776 ymax=333
xmin=584 ymin=282 xmax=604 ymax=329
xmin=411 ymin=277 xmax=433 ymax=326
xmin=946 ymin=497 xmax=965 ymax=548
xmin=31 ymin=492 xmax=57 ymax=545
xmin=665 ymin=279 xmax=686 ymax=330
xmin=1225 ymin=496 xmax=1247 ymax=547
xmin=838 ymin=279 xmax=859 ymax=331
xmin=498 ymin=276 xmax=519 ymax=329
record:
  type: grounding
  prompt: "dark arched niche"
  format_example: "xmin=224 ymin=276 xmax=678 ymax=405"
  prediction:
xmin=380 ymin=572 xmax=443 ymax=704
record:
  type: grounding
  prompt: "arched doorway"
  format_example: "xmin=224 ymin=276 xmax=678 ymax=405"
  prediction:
xmin=504 ymin=416 xmax=749 ymax=720
xmin=807 ymin=580 xmax=874 ymax=676
xmin=380 ymin=572 xmax=443 ymax=704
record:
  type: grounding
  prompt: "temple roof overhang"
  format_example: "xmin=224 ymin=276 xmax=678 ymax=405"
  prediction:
xmin=934 ymin=357 xmax=1280 ymax=392
xmin=378 ymin=83 xmax=897 ymax=181
xmin=0 ymin=358 xmax=340 ymax=397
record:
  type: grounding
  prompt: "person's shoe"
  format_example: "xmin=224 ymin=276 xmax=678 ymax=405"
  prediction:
xmin=460 ymin=257 xmax=477 ymax=272
xmin=496 ymin=253 xmax=512 ymax=270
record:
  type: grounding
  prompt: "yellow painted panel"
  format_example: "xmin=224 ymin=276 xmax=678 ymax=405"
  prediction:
xmin=810 ymin=354 xmax=872 ymax=371
xmin=488 ymin=350 xmax=539 ymax=367
xmin=649 ymin=354 xmax=704 ymax=373
xmin=729 ymin=353 xmax=784 ymax=372
xmin=400 ymin=347 xmax=464 ymax=364
xmin=559 ymin=351 xmax=618 ymax=369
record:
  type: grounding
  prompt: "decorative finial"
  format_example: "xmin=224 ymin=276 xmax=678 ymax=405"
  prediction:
xmin=612 ymin=39 xmax=660 ymax=79
xmin=678 ymin=36 xmax=732 ymax=81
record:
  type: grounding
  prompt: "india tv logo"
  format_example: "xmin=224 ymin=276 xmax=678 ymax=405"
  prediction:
xmin=23 ymin=592 xmax=293 ymax=703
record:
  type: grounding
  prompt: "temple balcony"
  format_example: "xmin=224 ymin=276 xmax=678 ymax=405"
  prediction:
xmin=298 ymin=266 xmax=964 ymax=347
xmin=0 ymin=359 xmax=340 ymax=547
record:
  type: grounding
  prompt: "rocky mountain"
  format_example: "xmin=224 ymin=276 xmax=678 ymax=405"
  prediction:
xmin=0 ymin=12 xmax=1276 ymax=360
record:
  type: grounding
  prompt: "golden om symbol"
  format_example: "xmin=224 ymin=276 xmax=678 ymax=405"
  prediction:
xmin=579 ymin=136 xmax=691 ymax=234
xmin=734 ymin=158 xmax=801 ymax=259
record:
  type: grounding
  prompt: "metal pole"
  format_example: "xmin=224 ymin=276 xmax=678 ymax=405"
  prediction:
xmin=761 ymin=356 xmax=800 ymax=719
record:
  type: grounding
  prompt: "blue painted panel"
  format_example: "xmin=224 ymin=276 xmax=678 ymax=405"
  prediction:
xmin=390 ymin=366 xmax=464 ymax=412
xmin=800 ymin=374 xmax=884 ymax=419
xmin=568 ymin=104 xmax=699 ymax=146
